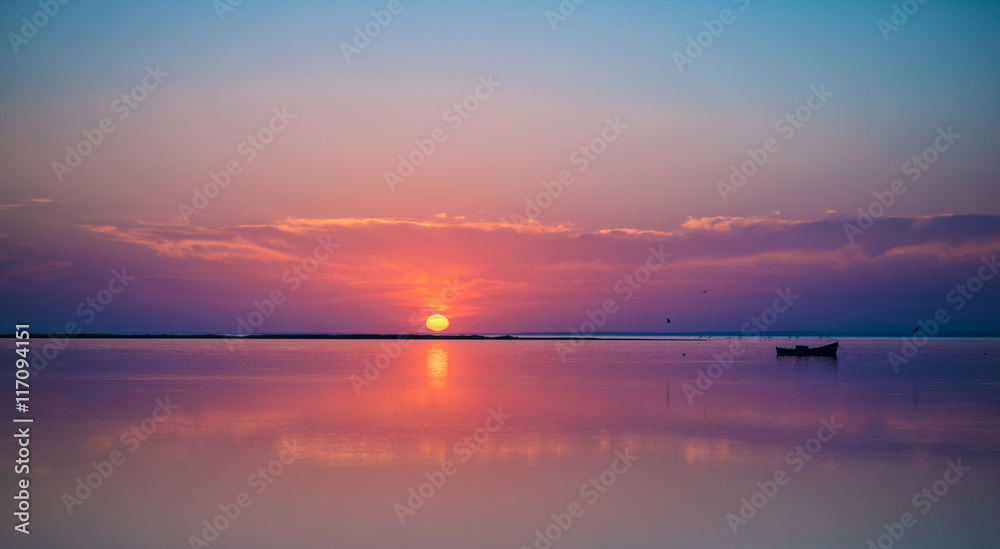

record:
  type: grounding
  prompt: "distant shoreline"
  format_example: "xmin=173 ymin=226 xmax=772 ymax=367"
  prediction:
xmin=0 ymin=333 xmax=701 ymax=341
xmin=1 ymin=332 xmax=997 ymax=340
xmin=0 ymin=334 xmax=707 ymax=341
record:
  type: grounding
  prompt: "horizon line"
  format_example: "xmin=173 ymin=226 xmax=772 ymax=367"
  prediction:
xmin=2 ymin=331 xmax=999 ymax=340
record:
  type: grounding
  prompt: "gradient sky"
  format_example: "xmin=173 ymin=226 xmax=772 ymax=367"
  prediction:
xmin=1 ymin=0 xmax=998 ymax=334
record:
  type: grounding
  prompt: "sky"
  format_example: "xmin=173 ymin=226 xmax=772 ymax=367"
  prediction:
xmin=0 ymin=0 xmax=998 ymax=334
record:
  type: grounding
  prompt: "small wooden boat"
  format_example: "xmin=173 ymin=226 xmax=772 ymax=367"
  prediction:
xmin=776 ymin=342 xmax=839 ymax=357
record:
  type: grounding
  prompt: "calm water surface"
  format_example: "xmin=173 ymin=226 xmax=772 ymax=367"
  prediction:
xmin=2 ymin=338 xmax=999 ymax=548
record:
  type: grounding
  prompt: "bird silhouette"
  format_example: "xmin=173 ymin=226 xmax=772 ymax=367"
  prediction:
xmin=912 ymin=327 xmax=920 ymax=333
xmin=665 ymin=318 xmax=671 ymax=324
xmin=699 ymin=290 xmax=711 ymax=294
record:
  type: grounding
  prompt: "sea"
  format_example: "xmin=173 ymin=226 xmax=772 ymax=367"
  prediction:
xmin=2 ymin=337 xmax=999 ymax=548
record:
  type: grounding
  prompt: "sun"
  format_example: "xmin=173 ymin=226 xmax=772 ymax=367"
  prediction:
xmin=425 ymin=314 xmax=449 ymax=332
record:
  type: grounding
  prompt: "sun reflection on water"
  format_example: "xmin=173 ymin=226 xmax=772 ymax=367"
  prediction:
xmin=426 ymin=341 xmax=448 ymax=390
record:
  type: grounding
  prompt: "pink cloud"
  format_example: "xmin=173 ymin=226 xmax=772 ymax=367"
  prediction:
xmin=1 ymin=213 xmax=996 ymax=333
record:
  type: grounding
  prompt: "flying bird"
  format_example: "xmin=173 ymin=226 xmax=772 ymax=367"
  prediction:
xmin=912 ymin=327 xmax=921 ymax=333
xmin=665 ymin=318 xmax=671 ymax=324
xmin=699 ymin=290 xmax=711 ymax=294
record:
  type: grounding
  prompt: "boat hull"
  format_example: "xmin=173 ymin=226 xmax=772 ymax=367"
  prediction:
xmin=776 ymin=342 xmax=839 ymax=357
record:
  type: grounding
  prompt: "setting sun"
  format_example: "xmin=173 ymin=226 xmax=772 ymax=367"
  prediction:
xmin=425 ymin=314 xmax=450 ymax=332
